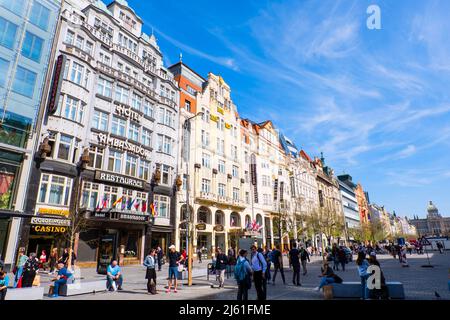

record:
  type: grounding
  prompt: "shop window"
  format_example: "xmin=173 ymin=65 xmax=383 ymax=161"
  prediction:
xmin=197 ymin=207 xmax=211 ymax=224
xmin=121 ymin=189 xmax=133 ymax=210
xmin=0 ymin=160 xmax=19 ymax=209
xmin=103 ymin=186 xmax=118 ymax=208
xmin=136 ymin=191 xmax=148 ymax=213
xmin=38 ymin=174 xmax=72 ymax=206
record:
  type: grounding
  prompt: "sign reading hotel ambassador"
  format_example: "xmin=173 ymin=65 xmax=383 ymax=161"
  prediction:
xmin=95 ymin=170 xmax=145 ymax=189
xmin=97 ymin=133 xmax=151 ymax=160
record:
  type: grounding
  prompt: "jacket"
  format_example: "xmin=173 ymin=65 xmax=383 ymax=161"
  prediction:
xmin=143 ymin=255 xmax=156 ymax=269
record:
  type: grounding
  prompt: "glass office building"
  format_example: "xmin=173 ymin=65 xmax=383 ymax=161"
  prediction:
xmin=0 ymin=0 xmax=61 ymax=270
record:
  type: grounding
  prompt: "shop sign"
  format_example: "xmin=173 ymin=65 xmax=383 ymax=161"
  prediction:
xmin=115 ymin=104 xmax=141 ymax=123
xmin=250 ymin=153 xmax=258 ymax=203
xmin=31 ymin=217 xmax=71 ymax=227
xmin=118 ymin=213 xmax=149 ymax=222
xmin=196 ymin=223 xmax=206 ymax=230
xmin=214 ymin=224 xmax=224 ymax=232
xmin=37 ymin=207 xmax=70 ymax=217
xmin=97 ymin=133 xmax=151 ymax=160
xmin=225 ymin=123 xmax=231 ymax=129
xmin=210 ymin=114 xmax=219 ymax=122
xmin=47 ymin=54 xmax=66 ymax=114
xmin=217 ymin=106 xmax=224 ymax=115
xmin=273 ymin=179 xmax=279 ymax=201
xmin=32 ymin=225 xmax=67 ymax=233
xmin=95 ymin=170 xmax=145 ymax=189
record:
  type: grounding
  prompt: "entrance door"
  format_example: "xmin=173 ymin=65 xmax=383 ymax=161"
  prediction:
xmin=97 ymin=234 xmax=117 ymax=274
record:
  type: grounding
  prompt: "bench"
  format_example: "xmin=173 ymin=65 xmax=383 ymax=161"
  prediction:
xmin=331 ymin=281 xmax=405 ymax=299
xmin=5 ymin=287 xmax=45 ymax=300
xmin=48 ymin=280 xmax=107 ymax=296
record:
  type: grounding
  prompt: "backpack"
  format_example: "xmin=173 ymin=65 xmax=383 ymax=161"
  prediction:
xmin=270 ymin=250 xmax=278 ymax=263
xmin=234 ymin=258 xmax=248 ymax=282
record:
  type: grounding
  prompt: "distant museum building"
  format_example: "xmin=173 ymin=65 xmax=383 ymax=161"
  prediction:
xmin=410 ymin=201 xmax=450 ymax=237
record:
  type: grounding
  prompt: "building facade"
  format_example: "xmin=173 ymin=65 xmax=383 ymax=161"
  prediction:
xmin=0 ymin=0 xmax=61 ymax=271
xmin=355 ymin=183 xmax=370 ymax=225
xmin=337 ymin=174 xmax=360 ymax=232
xmin=18 ymin=0 xmax=179 ymax=269
xmin=410 ymin=201 xmax=450 ymax=237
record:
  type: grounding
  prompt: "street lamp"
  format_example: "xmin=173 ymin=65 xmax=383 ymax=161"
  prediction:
xmin=183 ymin=111 xmax=203 ymax=286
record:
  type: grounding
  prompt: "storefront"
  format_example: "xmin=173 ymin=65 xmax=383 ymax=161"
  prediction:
xmin=27 ymin=216 xmax=71 ymax=257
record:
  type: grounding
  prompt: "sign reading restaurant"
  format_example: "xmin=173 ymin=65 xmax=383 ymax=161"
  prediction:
xmin=95 ymin=170 xmax=145 ymax=189
xmin=97 ymin=133 xmax=151 ymax=160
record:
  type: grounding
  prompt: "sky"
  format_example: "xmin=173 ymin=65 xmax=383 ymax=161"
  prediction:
xmin=125 ymin=0 xmax=450 ymax=218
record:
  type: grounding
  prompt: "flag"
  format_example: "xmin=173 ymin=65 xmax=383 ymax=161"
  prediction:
xmin=150 ymin=202 xmax=156 ymax=216
xmin=112 ymin=196 xmax=123 ymax=207
xmin=95 ymin=200 xmax=101 ymax=212
xmin=121 ymin=198 xmax=127 ymax=210
xmin=101 ymin=195 xmax=108 ymax=209
xmin=127 ymin=198 xmax=136 ymax=210
xmin=141 ymin=201 xmax=147 ymax=213
xmin=134 ymin=199 xmax=141 ymax=210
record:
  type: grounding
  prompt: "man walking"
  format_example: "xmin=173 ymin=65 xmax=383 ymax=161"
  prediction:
xmin=234 ymin=249 xmax=252 ymax=301
xmin=157 ymin=246 xmax=163 ymax=271
xmin=300 ymin=245 xmax=310 ymax=275
xmin=251 ymin=245 xmax=267 ymax=300
xmin=167 ymin=245 xmax=183 ymax=293
xmin=263 ymin=246 xmax=272 ymax=281
xmin=215 ymin=248 xmax=228 ymax=288
xmin=289 ymin=243 xmax=301 ymax=286
xmin=271 ymin=246 xmax=286 ymax=285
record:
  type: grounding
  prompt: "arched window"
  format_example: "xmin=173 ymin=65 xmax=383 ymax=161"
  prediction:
xmin=230 ymin=212 xmax=241 ymax=228
xmin=197 ymin=206 xmax=211 ymax=224
xmin=215 ymin=210 xmax=225 ymax=225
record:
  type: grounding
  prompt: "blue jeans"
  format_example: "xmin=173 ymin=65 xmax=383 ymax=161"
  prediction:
xmin=319 ymin=276 xmax=335 ymax=289
xmin=53 ymin=278 xmax=67 ymax=296
xmin=168 ymin=267 xmax=178 ymax=280
xmin=360 ymin=274 xmax=370 ymax=299
xmin=107 ymin=275 xmax=123 ymax=289
xmin=13 ymin=266 xmax=23 ymax=288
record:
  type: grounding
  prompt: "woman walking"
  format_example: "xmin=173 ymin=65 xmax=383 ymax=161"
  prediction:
xmin=22 ymin=253 xmax=39 ymax=287
xmin=48 ymin=248 xmax=58 ymax=275
xmin=356 ymin=251 xmax=370 ymax=300
xmin=143 ymin=249 xmax=157 ymax=294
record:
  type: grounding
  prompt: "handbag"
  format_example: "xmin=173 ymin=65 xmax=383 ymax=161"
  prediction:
xmin=33 ymin=274 xmax=41 ymax=286
xmin=177 ymin=264 xmax=184 ymax=272
xmin=17 ymin=276 xmax=23 ymax=288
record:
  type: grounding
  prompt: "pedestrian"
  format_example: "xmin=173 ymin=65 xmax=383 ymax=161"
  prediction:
xmin=59 ymin=248 xmax=69 ymax=266
xmin=314 ymin=260 xmax=336 ymax=291
xmin=166 ymin=244 xmax=182 ymax=293
xmin=0 ymin=271 xmax=9 ymax=300
xmin=263 ymin=246 xmax=272 ymax=281
xmin=48 ymin=248 xmax=58 ymax=275
xmin=106 ymin=260 xmax=123 ymax=291
xmin=289 ymin=243 xmax=301 ymax=286
xmin=215 ymin=248 xmax=228 ymax=288
xmin=234 ymin=249 xmax=252 ymax=301
xmin=367 ymin=252 xmax=388 ymax=299
xmin=300 ymin=245 xmax=310 ymax=275
xmin=39 ymin=250 xmax=47 ymax=271
xmin=197 ymin=247 xmax=202 ymax=263
xmin=436 ymin=242 xmax=444 ymax=254
xmin=22 ymin=253 xmax=39 ymax=288
xmin=70 ymin=250 xmax=77 ymax=270
xmin=338 ymin=246 xmax=347 ymax=271
xmin=400 ymin=246 xmax=409 ymax=267
xmin=331 ymin=243 xmax=339 ymax=271
xmin=13 ymin=251 xmax=28 ymax=288
xmin=356 ymin=251 xmax=370 ymax=300
xmin=271 ymin=245 xmax=286 ymax=285
xmin=250 ymin=245 xmax=267 ymax=300
xmin=49 ymin=262 xmax=72 ymax=298
xmin=227 ymin=247 xmax=236 ymax=265
xmin=143 ymin=249 xmax=157 ymax=294
xmin=157 ymin=246 xmax=163 ymax=271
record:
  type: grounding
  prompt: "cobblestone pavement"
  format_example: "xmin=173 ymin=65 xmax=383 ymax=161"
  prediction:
xmin=6 ymin=251 xmax=449 ymax=300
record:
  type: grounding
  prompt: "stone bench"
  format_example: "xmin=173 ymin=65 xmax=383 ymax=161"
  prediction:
xmin=48 ymin=280 xmax=107 ymax=297
xmin=331 ymin=281 xmax=405 ymax=299
xmin=5 ymin=287 xmax=45 ymax=300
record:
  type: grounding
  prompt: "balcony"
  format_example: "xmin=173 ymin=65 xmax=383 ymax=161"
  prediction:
xmin=113 ymin=43 xmax=144 ymax=66
xmin=196 ymin=192 xmax=216 ymax=204
xmin=64 ymin=44 xmax=93 ymax=65
xmin=63 ymin=11 xmax=112 ymax=47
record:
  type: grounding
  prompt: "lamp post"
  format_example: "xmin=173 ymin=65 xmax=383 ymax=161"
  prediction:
xmin=183 ymin=111 xmax=203 ymax=286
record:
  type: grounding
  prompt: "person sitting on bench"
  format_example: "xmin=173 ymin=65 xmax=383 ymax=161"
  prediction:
xmin=50 ymin=262 xmax=72 ymax=298
xmin=107 ymin=260 xmax=123 ymax=291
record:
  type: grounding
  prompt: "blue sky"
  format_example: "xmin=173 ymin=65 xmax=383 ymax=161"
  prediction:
xmin=126 ymin=0 xmax=450 ymax=218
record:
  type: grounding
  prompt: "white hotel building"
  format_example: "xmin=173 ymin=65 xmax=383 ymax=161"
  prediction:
xmin=19 ymin=0 xmax=179 ymax=269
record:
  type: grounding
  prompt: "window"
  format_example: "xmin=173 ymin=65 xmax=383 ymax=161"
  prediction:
xmin=136 ymin=191 xmax=148 ymax=213
xmin=131 ymin=93 xmax=142 ymax=111
xmin=157 ymin=135 xmax=172 ymax=155
xmin=232 ymin=165 xmax=239 ymax=178
xmin=128 ymin=123 xmax=139 ymax=141
xmin=115 ymin=85 xmax=129 ymax=104
xmin=202 ymin=153 xmax=210 ymax=168
xmin=65 ymin=29 xmax=74 ymax=45
xmin=233 ymin=188 xmax=239 ymax=201
xmin=88 ymin=146 xmax=103 ymax=169
xmin=96 ymin=78 xmax=112 ymax=98
xmin=92 ymin=110 xmax=108 ymax=131
xmin=139 ymin=159 xmax=150 ymax=181
xmin=99 ymin=51 xmax=111 ymax=65
xmin=218 ymin=160 xmax=225 ymax=174
xmin=108 ymin=150 xmax=122 ymax=173
xmin=201 ymin=179 xmax=211 ymax=194
xmin=85 ymin=41 xmax=93 ymax=55
xmin=232 ymin=145 xmax=238 ymax=161
xmin=159 ymin=107 xmax=174 ymax=128
xmin=245 ymin=192 xmax=250 ymax=204
xmin=154 ymin=195 xmax=169 ymax=218
xmin=218 ymin=183 xmax=226 ymax=197
xmin=63 ymin=96 xmax=84 ymax=123
xmin=57 ymin=134 xmax=72 ymax=160
xmin=69 ymin=61 xmax=84 ymax=85
xmin=142 ymin=128 xmax=152 ymax=147
xmin=161 ymin=165 xmax=171 ymax=185
xmin=185 ymin=100 xmax=191 ymax=112
xmin=12 ymin=66 xmax=36 ymax=97
xmin=75 ymin=35 xmax=84 ymax=49
xmin=143 ymin=100 xmax=154 ymax=118
xmin=262 ymin=175 xmax=270 ymax=187
xmin=111 ymin=116 xmax=126 ymax=136
xmin=216 ymin=138 xmax=224 ymax=155
xmin=21 ymin=31 xmax=43 ymax=62
xmin=0 ymin=58 xmax=9 ymax=87
xmin=81 ymin=182 xmax=99 ymax=208
xmin=30 ymin=1 xmax=50 ymax=31
xmin=38 ymin=174 xmax=72 ymax=206
xmin=0 ymin=0 xmax=24 ymax=16
xmin=125 ymin=154 xmax=137 ymax=177
xmin=201 ymin=130 xmax=209 ymax=147
xmin=103 ymin=186 xmax=118 ymax=208
xmin=0 ymin=17 xmax=17 ymax=49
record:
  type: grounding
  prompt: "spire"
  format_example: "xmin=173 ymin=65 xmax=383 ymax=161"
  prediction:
xmin=179 ymin=52 xmax=183 ymax=63
xmin=320 ymin=151 xmax=325 ymax=166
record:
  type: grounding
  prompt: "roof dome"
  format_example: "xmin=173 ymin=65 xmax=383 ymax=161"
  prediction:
xmin=427 ymin=201 xmax=440 ymax=217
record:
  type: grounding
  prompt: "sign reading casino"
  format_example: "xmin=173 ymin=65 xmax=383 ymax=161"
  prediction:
xmin=95 ymin=170 xmax=145 ymax=189
xmin=97 ymin=133 xmax=151 ymax=160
